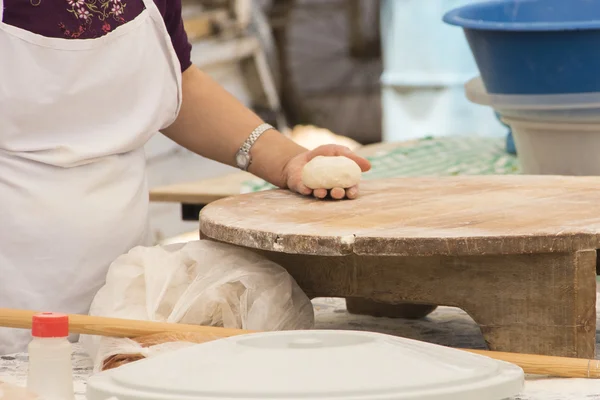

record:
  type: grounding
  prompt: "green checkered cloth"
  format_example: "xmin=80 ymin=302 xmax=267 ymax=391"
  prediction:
xmin=240 ymin=136 xmax=521 ymax=193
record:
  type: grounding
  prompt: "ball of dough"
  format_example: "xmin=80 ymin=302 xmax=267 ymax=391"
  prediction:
xmin=301 ymin=156 xmax=362 ymax=190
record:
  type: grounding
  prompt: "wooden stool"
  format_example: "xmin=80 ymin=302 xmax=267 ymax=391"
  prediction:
xmin=199 ymin=176 xmax=600 ymax=358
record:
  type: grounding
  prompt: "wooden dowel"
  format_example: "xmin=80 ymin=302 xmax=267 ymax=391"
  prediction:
xmin=0 ymin=308 xmax=251 ymax=339
xmin=461 ymin=349 xmax=600 ymax=379
xmin=1 ymin=308 xmax=598 ymax=379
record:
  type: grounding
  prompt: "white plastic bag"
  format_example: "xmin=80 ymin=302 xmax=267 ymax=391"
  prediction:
xmin=80 ymin=240 xmax=314 ymax=371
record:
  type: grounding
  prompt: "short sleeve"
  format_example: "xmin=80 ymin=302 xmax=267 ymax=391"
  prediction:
xmin=161 ymin=0 xmax=193 ymax=72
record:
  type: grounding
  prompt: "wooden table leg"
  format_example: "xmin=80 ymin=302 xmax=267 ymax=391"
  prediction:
xmin=181 ymin=204 xmax=206 ymax=221
xmin=460 ymin=250 xmax=597 ymax=358
xmin=345 ymin=298 xmax=437 ymax=319
xmin=262 ymin=249 xmax=597 ymax=358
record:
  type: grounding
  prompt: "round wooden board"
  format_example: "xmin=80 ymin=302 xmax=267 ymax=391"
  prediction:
xmin=199 ymin=176 xmax=600 ymax=256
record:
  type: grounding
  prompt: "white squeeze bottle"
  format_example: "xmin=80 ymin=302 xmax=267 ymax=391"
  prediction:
xmin=27 ymin=312 xmax=75 ymax=400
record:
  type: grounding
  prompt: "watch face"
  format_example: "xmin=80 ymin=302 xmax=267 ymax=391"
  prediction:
xmin=236 ymin=152 xmax=249 ymax=168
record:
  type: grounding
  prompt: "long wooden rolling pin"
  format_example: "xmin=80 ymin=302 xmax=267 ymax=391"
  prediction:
xmin=0 ymin=308 xmax=250 ymax=338
xmin=1 ymin=308 xmax=598 ymax=379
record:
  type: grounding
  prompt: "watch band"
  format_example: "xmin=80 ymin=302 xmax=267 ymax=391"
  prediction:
xmin=235 ymin=123 xmax=274 ymax=171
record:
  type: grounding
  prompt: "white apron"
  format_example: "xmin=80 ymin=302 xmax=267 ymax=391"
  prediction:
xmin=0 ymin=0 xmax=182 ymax=354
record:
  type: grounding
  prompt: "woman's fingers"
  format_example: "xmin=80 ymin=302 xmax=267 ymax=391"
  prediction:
xmin=295 ymin=182 xmax=313 ymax=196
xmin=310 ymin=187 xmax=358 ymax=200
xmin=313 ymin=188 xmax=328 ymax=199
xmin=330 ymin=187 xmax=346 ymax=200
xmin=339 ymin=149 xmax=371 ymax=172
xmin=286 ymin=170 xmax=312 ymax=196
xmin=345 ymin=186 xmax=359 ymax=199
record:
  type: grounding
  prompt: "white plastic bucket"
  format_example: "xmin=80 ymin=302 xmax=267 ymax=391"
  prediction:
xmin=502 ymin=116 xmax=600 ymax=175
xmin=466 ymin=77 xmax=600 ymax=122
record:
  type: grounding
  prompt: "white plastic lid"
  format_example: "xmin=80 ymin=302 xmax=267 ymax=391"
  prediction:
xmin=86 ymin=330 xmax=524 ymax=400
xmin=465 ymin=76 xmax=600 ymax=110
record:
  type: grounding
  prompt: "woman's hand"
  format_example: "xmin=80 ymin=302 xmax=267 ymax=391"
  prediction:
xmin=282 ymin=145 xmax=371 ymax=200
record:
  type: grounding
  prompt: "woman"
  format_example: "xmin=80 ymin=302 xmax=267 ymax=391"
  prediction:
xmin=0 ymin=0 xmax=371 ymax=354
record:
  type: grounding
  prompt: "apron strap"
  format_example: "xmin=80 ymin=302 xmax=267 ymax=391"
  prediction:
xmin=0 ymin=0 xmax=4 ymax=23
xmin=140 ymin=0 xmax=156 ymax=12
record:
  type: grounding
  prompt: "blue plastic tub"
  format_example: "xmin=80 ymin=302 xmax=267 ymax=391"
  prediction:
xmin=443 ymin=0 xmax=600 ymax=95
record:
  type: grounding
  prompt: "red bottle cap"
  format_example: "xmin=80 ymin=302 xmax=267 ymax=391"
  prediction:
xmin=31 ymin=313 xmax=69 ymax=338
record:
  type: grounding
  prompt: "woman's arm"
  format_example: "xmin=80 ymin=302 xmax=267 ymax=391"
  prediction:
xmin=162 ymin=65 xmax=371 ymax=199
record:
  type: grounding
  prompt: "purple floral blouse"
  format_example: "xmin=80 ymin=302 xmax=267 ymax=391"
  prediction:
xmin=3 ymin=0 xmax=192 ymax=71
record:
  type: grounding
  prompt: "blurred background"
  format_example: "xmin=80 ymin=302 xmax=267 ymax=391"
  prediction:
xmin=149 ymin=0 xmax=508 ymax=242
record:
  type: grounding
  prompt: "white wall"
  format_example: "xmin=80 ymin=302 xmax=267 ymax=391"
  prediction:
xmin=380 ymin=0 xmax=506 ymax=142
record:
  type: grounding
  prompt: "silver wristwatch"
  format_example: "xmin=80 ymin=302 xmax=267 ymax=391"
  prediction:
xmin=235 ymin=123 xmax=274 ymax=171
